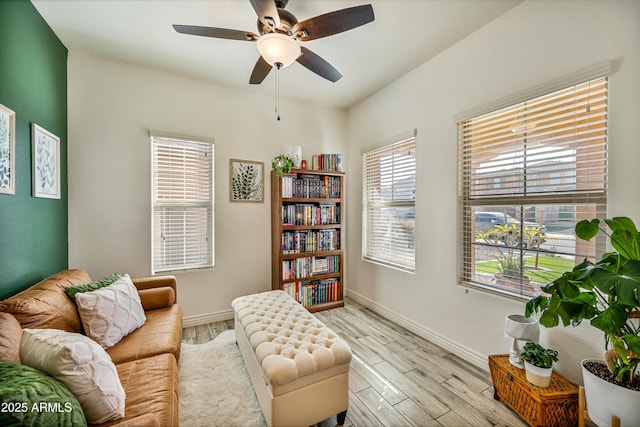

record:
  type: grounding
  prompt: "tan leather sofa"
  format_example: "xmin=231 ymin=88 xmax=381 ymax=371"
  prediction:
xmin=0 ymin=269 xmax=183 ymax=427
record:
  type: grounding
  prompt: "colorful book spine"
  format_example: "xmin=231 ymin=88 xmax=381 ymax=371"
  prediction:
xmin=281 ymin=255 xmax=341 ymax=280
xmin=311 ymin=154 xmax=342 ymax=172
xmin=281 ymin=278 xmax=342 ymax=307
xmin=282 ymin=174 xmax=341 ymax=198
xmin=281 ymin=229 xmax=340 ymax=254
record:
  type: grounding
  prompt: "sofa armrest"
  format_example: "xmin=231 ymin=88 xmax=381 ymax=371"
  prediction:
xmin=132 ymin=276 xmax=177 ymax=302
xmin=138 ymin=287 xmax=175 ymax=311
xmin=106 ymin=414 xmax=160 ymax=427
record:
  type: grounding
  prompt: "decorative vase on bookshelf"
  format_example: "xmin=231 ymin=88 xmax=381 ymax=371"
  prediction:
xmin=271 ymin=168 xmax=345 ymax=312
xmin=287 ymin=145 xmax=302 ymax=168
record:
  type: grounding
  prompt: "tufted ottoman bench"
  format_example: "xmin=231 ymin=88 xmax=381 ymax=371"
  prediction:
xmin=231 ymin=290 xmax=351 ymax=427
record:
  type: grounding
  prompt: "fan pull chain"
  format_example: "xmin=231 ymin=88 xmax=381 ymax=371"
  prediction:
xmin=275 ymin=62 xmax=282 ymax=121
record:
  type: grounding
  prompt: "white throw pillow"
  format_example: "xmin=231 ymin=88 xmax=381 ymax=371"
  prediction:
xmin=19 ymin=328 xmax=126 ymax=424
xmin=75 ymin=274 xmax=146 ymax=348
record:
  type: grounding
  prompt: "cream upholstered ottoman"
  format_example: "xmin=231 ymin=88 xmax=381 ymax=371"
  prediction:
xmin=231 ymin=290 xmax=351 ymax=427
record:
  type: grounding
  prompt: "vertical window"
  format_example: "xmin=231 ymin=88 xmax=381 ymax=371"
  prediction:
xmin=362 ymin=133 xmax=416 ymax=272
xmin=151 ymin=133 xmax=214 ymax=273
xmin=458 ymin=77 xmax=608 ymax=298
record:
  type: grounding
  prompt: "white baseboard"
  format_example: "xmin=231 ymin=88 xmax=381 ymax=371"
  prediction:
xmin=346 ymin=289 xmax=490 ymax=372
xmin=182 ymin=308 xmax=234 ymax=328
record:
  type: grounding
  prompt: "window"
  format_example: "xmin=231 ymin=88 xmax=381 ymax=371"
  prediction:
xmin=458 ymin=77 xmax=608 ymax=298
xmin=362 ymin=133 xmax=416 ymax=272
xmin=151 ymin=133 xmax=214 ymax=273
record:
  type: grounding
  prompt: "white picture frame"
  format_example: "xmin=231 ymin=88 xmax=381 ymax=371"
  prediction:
xmin=31 ymin=123 xmax=61 ymax=199
xmin=0 ymin=103 xmax=16 ymax=195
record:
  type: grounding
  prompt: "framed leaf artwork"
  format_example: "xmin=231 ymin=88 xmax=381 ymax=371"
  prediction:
xmin=0 ymin=103 xmax=16 ymax=195
xmin=230 ymin=159 xmax=264 ymax=202
xmin=32 ymin=123 xmax=61 ymax=199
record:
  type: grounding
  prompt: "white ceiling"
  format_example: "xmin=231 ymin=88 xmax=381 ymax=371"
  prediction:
xmin=32 ymin=0 xmax=522 ymax=109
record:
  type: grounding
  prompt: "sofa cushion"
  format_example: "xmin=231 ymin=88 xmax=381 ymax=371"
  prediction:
xmin=64 ymin=272 xmax=122 ymax=300
xmin=97 ymin=353 xmax=178 ymax=427
xmin=0 ymin=313 xmax=22 ymax=364
xmin=0 ymin=359 xmax=87 ymax=426
xmin=75 ymin=274 xmax=146 ymax=348
xmin=106 ymin=304 xmax=182 ymax=365
xmin=20 ymin=328 xmax=125 ymax=425
xmin=0 ymin=269 xmax=91 ymax=333
xmin=138 ymin=287 xmax=175 ymax=311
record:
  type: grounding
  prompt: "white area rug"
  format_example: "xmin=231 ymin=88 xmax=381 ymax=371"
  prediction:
xmin=179 ymin=330 xmax=266 ymax=427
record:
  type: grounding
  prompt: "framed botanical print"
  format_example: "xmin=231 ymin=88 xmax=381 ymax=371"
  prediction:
xmin=0 ymin=103 xmax=16 ymax=195
xmin=230 ymin=159 xmax=264 ymax=202
xmin=32 ymin=123 xmax=61 ymax=199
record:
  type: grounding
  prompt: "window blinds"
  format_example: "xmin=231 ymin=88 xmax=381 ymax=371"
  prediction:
xmin=458 ymin=77 xmax=608 ymax=298
xmin=362 ymin=137 xmax=416 ymax=272
xmin=151 ymin=134 xmax=214 ymax=273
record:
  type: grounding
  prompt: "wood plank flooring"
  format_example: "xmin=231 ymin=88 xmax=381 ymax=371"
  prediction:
xmin=182 ymin=298 xmax=529 ymax=427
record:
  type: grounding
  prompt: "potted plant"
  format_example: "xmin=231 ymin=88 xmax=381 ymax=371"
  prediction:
xmin=525 ymin=216 xmax=640 ymax=426
xmin=520 ymin=342 xmax=558 ymax=388
xmin=476 ymin=218 xmax=546 ymax=289
xmin=272 ymin=154 xmax=294 ymax=178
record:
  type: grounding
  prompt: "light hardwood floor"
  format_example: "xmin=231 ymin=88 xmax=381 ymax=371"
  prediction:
xmin=182 ymin=298 xmax=529 ymax=427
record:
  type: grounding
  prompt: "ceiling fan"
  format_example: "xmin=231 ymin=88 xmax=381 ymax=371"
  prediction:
xmin=173 ymin=0 xmax=375 ymax=85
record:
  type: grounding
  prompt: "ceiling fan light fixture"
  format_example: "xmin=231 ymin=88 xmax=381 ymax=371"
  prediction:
xmin=256 ymin=33 xmax=301 ymax=68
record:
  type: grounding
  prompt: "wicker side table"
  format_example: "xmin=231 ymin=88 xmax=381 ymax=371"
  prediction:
xmin=489 ymin=354 xmax=578 ymax=427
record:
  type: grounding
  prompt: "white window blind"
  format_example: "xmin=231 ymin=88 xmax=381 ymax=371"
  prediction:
xmin=363 ymin=136 xmax=416 ymax=272
xmin=458 ymin=77 xmax=608 ymax=298
xmin=151 ymin=134 xmax=214 ymax=273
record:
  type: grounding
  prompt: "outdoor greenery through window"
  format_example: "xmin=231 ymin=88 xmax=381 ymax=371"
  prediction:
xmin=151 ymin=133 xmax=214 ymax=273
xmin=458 ymin=77 xmax=608 ymax=298
xmin=362 ymin=133 xmax=416 ymax=272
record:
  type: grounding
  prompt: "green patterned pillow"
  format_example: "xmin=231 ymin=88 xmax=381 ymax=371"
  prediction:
xmin=64 ymin=272 xmax=122 ymax=300
xmin=0 ymin=360 xmax=87 ymax=426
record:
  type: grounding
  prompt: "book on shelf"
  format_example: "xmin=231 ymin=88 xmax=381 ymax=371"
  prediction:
xmin=281 ymin=255 xmax=340 ymax=280
xmin=280 ymin=174 xmax=341 ymax=199
xmin=311 ymin=154 xmax=342 ymax=172
xmin=281 ymin=203 xmax=340 ymax=226
xmin=281 ymin=229 xmax=340 ymax=254
xmin=281 ymin=278 xmax=341 ymax=307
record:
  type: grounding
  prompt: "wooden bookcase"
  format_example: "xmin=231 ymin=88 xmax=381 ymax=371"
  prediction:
xmin=271 ymin=168 xmax=345 ymax=312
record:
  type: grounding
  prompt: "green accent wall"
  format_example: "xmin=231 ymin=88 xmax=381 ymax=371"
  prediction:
xmin=0 ymin=0 xmax=68 ymax=299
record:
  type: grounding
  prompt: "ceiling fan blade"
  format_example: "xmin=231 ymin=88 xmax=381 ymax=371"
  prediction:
xmin=173 ymin=25 xmax=258 ymax=41
xmin=296 ymin=47 xmax=342 ymax=82
xmin=250 ymin=56 xmax=273 ymax=84
xmin=292 ymin=4 xmax=374 ymax=42
xmin=249 ymin=0 xmax=280 ymax=29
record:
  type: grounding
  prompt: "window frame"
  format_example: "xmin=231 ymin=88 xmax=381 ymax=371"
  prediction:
xmin=150 ymin=132 xmax=215 ymax=274
xmin=457 ymin=74 xmax=609 ymax=299
xmin=362 ymin=131 xmax=417 ymax=273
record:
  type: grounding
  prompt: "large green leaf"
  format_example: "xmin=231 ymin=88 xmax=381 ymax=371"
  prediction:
xmin=625 ymin=335 xmax=640 ymax=356
xmin=606 ymin=217 xmax=639 ymax=234
xmin=589 ymin=260 xmax=640 ymax=306
xmin=575 ymin=219 xmax=600 ymax=241
xmin=591 ymin=303 xmax=629 ymax=335
xmin=565 ymin=258 xmax=597 ymax=284
xmin=556 ymin=277 xmax=581 ymax=299
xmin=605 ymin=217 xmax=640 ymax=260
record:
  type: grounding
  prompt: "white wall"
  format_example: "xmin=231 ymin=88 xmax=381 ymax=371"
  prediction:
xmin=346 ymin=0 xmax=640 ymax=383
xmin=67 ymin=52 xmax=347 ymax=320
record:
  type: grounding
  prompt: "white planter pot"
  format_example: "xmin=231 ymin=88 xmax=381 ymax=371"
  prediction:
xmin=524 ymin=361 xmax=552 ymax=388
xmin=582 ymin=358 xmax=640 ymax=427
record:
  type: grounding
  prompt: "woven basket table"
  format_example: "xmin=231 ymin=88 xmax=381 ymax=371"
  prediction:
xmin=489 ymin=354 xmax=578 ymax=427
